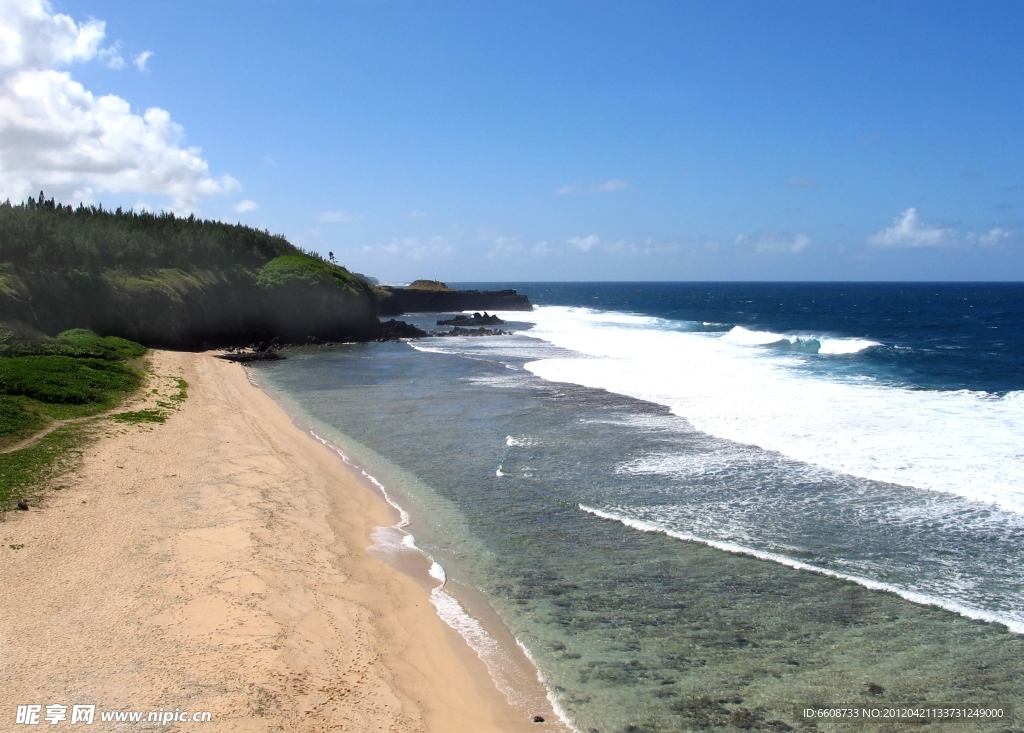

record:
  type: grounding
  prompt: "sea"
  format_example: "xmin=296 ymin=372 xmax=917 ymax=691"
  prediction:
xmin=252 ymin=283 xmax=1024 ymax=733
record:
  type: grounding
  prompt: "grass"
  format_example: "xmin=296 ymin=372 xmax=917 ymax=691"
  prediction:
xmin=171 ymin=378 xmax=188 ymax=402
xmin=54 ymin=329 xmax=147 ymax=360
xmin=110 ymin=409 xmax=167 ymax=424
xmin=0 ymin=355 xmax=141 ymax=413
xmin=0 ymin=328 xmax=149 ymax=510
xmin=0 ymin=423 xmax=88 ymax=509
xmin=0 ymin=396 xmax=48 ymax=449
xmin=255 ymin=253 xmax=363 ymax=291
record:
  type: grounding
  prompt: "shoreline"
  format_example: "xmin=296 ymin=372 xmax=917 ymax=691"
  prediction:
xmin=256 ymin=389 xmax=575 ymax=732
xmin=0 ymin=350 xmax=548 ymax=731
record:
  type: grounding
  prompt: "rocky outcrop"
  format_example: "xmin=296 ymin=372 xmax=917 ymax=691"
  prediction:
xmin=436 ymin=312 xmax=505 ymax=326
xmin=375 ymin=285 xmax=531 ymax=315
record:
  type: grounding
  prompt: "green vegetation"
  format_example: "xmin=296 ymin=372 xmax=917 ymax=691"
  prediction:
xmin=0 ymin=396 xmax=48 ymax=447
xmin=0 ymin=356 xmax=140 ymax=411
xmin=54 ymin=329 xmax=147 ymax=360
xmin=0 ymin=323 xmax=146 ymax=360
xmin=110 ymin=409 xmax=167 ymax=424
xmin=0 ymin=327 xmax=148 ymax=507
xmin=0 ymin=194 xmax=379 ymax=347
xmin=405 ymin=279 xmax=453 ymax=291
xmin=255 ymin=253 xmax=364 ymax=292
xmin=0 ymin=194 xmax=293 ymax=273
xmin=171 ymin=378 xmax=188 ymax=403
xmin=0 ymin=423 xmax=88 ymax=510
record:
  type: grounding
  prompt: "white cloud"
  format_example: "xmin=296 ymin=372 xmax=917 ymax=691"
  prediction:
xmin=97 ymin=42 xmax=124 ymax=69
xmin=479 ymin=230 xmax=551 ymax=259
xmin=133 ymin=50 xmax=152 ymax=72
xmin=868 ymin=208 xmax=950 ymax=248
xmin=868 ymin=208 xmax=1014 ymax=248
xmin=370 ymin=235 xmax=455 ymax=260
xmin=556 ymin=183 xmax=581 ymax=195
xmin=568 ymin=234 xmax=600 ymax=252
xmin=735 ymin=232 xmax=811 ymax=255
xmin=0 ymin=0 xmax=235 ymax=210
xmin=319 ymin=210 xmax=361 ymax=223
xmin=974 ymin=227 xmax=1011 ymax=246
xmin=594 ymin=178 xmax=627 ymax=193
xmin=233 ymin=199 xmax=257 ymax=213
xmin=531 ymin=240 xmax=551 ymax=257
xmin=0 ymin=0 xmax=104 ymax=74
xmin=408 ymin=209 xmax=426 ymax=218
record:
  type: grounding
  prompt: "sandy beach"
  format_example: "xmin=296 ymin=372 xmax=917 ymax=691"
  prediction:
xmin=0 ymin=350 xmax=543 ymax=731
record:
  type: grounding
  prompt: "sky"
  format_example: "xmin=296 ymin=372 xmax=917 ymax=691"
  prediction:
xmin=2 ymin=0 xmax=1023 ymax=282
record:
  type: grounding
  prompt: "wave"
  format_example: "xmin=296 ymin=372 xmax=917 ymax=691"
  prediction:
xmin=308 ymin=432 xmax=518 ymax=700
xmin=309 ymin=429 xmax=577 ymax=730
xmin=721 ymin=325 xmax=881 ymax=355
xmin=579 ymin=504 xmax=1024 ymax=634
xmin=511 ymin=306 xmax=1024 ymax=514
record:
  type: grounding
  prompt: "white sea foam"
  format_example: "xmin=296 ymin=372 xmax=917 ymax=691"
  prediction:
xmin=510 ymin=307 xmax=1024 ymax=514
xmin=308 ymin=430 xmax=546 ymax=716
xmin=579 ymin=504 xmax=1024 ymax=634
xmin=515 ymin=639 xmax=582 ymax=733
xmin=721 ymin=325 xmax=881 ymax=354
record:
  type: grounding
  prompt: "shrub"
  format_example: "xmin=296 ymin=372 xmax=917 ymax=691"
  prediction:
xmin=0 ymin=355 xmax=141 ymax=406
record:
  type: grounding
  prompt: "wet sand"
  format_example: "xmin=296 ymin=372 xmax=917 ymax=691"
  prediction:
xmin=0 ymin=350 xmax=545 ymax=731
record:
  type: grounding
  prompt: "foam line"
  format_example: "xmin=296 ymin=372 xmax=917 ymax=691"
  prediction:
xmin=308 ymin=430 xmax=566 ymax=722
xmin=580 ymin=504 xmax=1024 ymax=634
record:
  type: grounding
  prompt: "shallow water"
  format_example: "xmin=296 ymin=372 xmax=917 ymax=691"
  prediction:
xmin=256 ymin=333 xmax=1024 ymax=732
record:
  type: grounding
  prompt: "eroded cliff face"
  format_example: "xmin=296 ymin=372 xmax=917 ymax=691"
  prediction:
xmin=0 ymin=263 xmax=380 ymax=349
xmin=374 ymin=285 xmax=532 ymax=315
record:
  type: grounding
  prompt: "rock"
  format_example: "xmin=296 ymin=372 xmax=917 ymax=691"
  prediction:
xmin=443 ymin=326 xmax=509 ymax=337
xmin=377 ymin=319 xmax=428 ymax=341
xmin=436 ymin=312 xmax=506 ymax=326
xmin=532 ymin=715 xmax=545 ymax=723
xmin=17 ymin=500 xmax=29 ymax=510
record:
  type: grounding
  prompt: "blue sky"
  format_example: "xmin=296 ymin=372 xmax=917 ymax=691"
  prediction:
xmin=6 ymin=1 xmax=1024 ymax=281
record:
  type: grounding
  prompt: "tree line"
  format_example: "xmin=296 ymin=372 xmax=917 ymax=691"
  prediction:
xmin=0 ymin=193 xmax=298 ymax=273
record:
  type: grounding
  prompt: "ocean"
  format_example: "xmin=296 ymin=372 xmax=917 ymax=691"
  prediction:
xmin=253 ymin=283 xmax=1024 ymax=732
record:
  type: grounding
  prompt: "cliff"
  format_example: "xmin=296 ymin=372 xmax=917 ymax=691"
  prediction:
xmin=0 ymin=197 xmax=379 ymax=348
xmin=375 ymin=280 xmax=532 ymax=316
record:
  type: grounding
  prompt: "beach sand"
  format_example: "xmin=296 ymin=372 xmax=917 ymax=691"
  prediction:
xmin=0 ymin=350 xmax=542 ymax=732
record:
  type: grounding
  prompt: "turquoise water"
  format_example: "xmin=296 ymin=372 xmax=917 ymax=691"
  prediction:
xmin=254 ymin=283 xmax=1024 ymax=732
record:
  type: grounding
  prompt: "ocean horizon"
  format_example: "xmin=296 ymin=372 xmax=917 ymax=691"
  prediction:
xmin=255 ymin=282 xmax=1024 ymax=732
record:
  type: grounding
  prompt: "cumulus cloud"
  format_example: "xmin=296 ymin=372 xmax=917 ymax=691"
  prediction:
xmin=233 ymin=199 xmax=257 ymax=213
xmin=97 ymin=42 xmax=124 ymax=69
xmin=133 ymin=50 xmax=152 ymax=72
xmin=868 ymin=208 xmax=950 ymax=248
xmin=867 ymin=208 xmax=1011 ymax=248
xmin=735 ymin=232 xmax=811 ymax=255
xmin=0 ymin=0 xmax=236 ymax=210
xmin=319 ymin=210 xmax=361 ymax=223
xmin=568 ymin=234 xmax=600 ymax=252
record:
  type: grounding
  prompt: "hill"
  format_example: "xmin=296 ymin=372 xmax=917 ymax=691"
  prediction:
xmin=0 ymin=194 xmax=379 ymax=348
